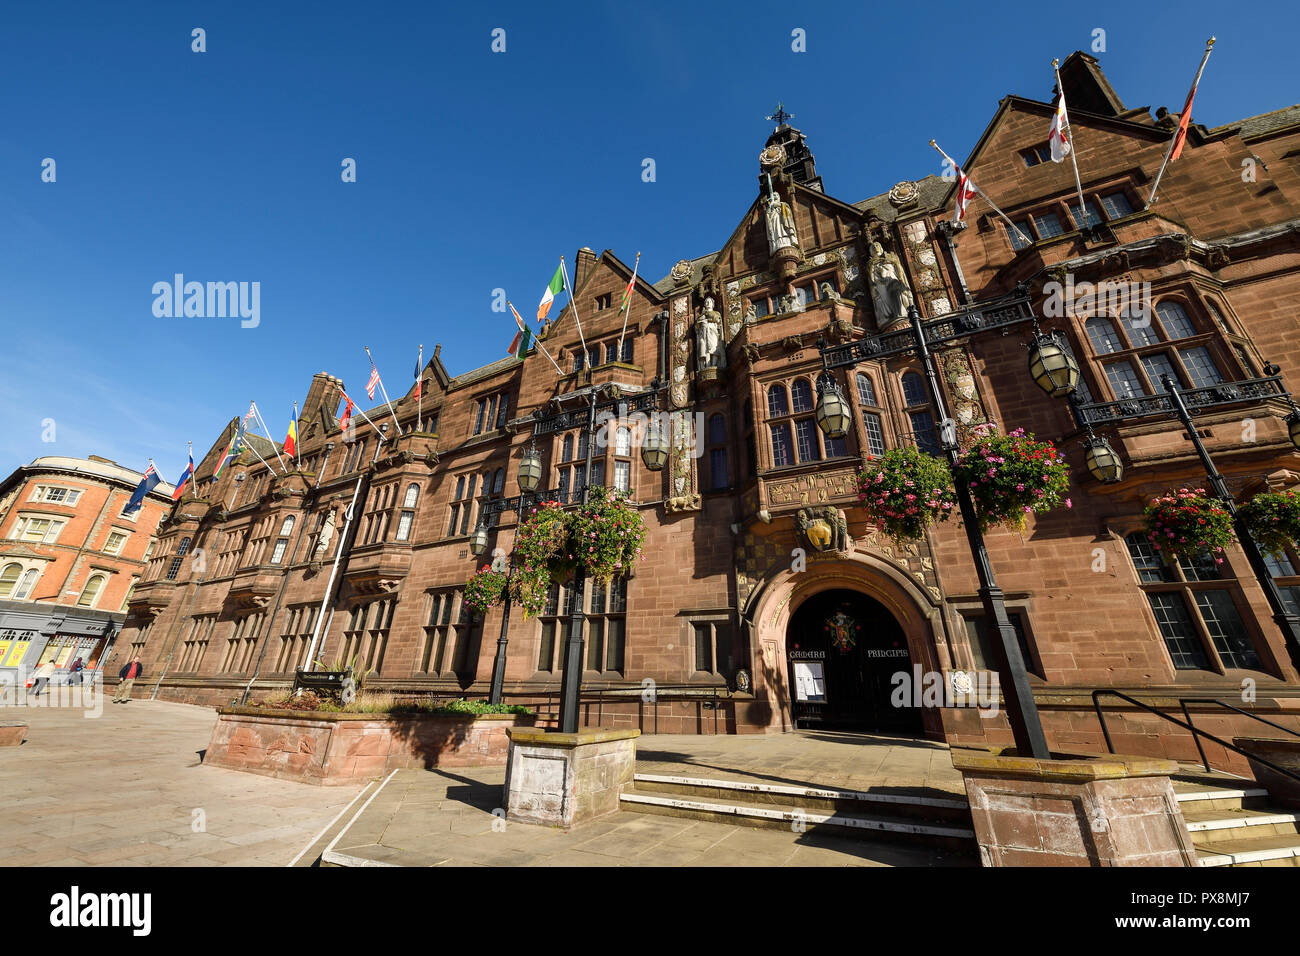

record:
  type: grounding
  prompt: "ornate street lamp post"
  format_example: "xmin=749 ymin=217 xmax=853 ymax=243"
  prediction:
xmin=818 ymin=300 xmax=1051 ymax=759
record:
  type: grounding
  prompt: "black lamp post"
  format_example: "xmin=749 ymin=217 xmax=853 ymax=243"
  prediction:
xmin=817 ymin=298 xmax=1051 ymax=759
xmin=1044 ymin=357 xmax=1300 ymax=667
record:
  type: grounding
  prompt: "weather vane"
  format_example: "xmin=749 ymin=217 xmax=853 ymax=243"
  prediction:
xmin=766 ymin=102 xmax=793 ymax=128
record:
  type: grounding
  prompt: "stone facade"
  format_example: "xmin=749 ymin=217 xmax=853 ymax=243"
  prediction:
xmin=118 ymin=52 xmax=1300 ymax=761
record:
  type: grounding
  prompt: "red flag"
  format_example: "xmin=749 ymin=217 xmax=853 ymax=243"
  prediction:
xmin=365 ymin=367 xmax=380 ymax=400
xmin=955 ymin=167 xmax=977 ymax=222
xmin=339 ymin=393 xmax=355 ymax=431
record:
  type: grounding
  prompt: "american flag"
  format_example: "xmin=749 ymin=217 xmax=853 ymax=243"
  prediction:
xmin=365 ymin=366 xmax=380 ymax=400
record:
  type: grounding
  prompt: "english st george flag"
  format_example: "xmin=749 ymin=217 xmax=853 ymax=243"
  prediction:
xmin=1048 ymin=90 xmax=1072 ymax=162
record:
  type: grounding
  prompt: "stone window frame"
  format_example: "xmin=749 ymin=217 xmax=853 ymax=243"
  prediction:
xmin=1121 ymin=530 xmax=1267 ymax=674
xmin=446 ymin=473 xmax=478 ymax=538
xmin=1068 ymin=288 xmax=1234 ymax=403
xmin=275 ymin=604 xmax=319 ymax=674
xmin=764 ymin=374 xmax=845 ymax=470
xmin=1000 ymin=183 xmax=1141 ymax=252
xmin=705 ymin=413 xmax=730 ymax=492
xmin=421 ymin=589 xmax=460 ymax=676
xmin=854 ymin=370 xmax=890 ymax=459
xmin=220 ymin=611 xmax=264 ymax=674
xmin=0 ymin=560 xmax=44 ymax=601
xmin=29 ymin=484 xmax=83 ymax=507
xmin=584 ymin=578 xmax=629 ymax=677
xmin=11 ymin=512 xmax=68 ymax=545
xmin=956 ymin=606 xmax=1040 ymax=677
xmin=897 ymin=368 xmax=942 ymax=455
xmin=535 ymin=581 xmax=576 ymax=675
xmin=746 ymin=269 xmax=840 ymax=319
xmin=339 ymin=597 xmax=397 ymax=677
xmin=177 ymin=615 xmax=217 ymax=673
xmin=683 ymin=611 xmax=737 ymax=683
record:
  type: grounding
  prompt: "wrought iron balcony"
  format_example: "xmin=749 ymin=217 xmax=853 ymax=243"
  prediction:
xmin=1073 ymin=375 xmax=1289 ymax=428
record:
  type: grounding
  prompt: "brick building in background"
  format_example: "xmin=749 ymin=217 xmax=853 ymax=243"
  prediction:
xmin=119 ymin=52 xmax=1300 ymax=765
xmin=0 ymin=455 xmax=173 ymax=675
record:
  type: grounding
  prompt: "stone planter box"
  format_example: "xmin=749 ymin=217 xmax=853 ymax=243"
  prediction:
xmin=952 ymin=746 xmax=1198 ymax=867
xmin=0 ymin=722 xmax=27 ymax=747
xmin=505 ymin=727 xmax=640 ymax=828
xmin=203 ymin=707 xmax=535 ymax=786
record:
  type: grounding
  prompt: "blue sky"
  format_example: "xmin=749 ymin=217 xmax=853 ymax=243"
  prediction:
xmin=1 ymin=1 xmax=1296 ymax=481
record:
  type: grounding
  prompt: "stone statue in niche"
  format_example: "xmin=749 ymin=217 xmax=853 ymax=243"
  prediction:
xmin=314 ymin=506 xmax=338 ymax=558
xmin=695 ymin=297 xmax=726 ymax=373
xmin=868 ymin=241 xmax=915 ymax=328
xmin=765 ymin=190 xmax=799 ymax=254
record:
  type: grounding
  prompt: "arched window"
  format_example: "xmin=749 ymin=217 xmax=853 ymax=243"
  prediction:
xmin=0 ymin=563 xmax=22 ymax=599
xmin=901 ymin=372 xmax=928 ymax=407
xmin=397 ymin=483 xmax=420 ymax=542
xmin=1085 ymin=317 xmax=1122 ymax=355
xmin=270 ymin=516 xmax=295 ymax=565
xmin=278 ymin=516 xmax=295 ymax=537
xmin=790 ymin=379 xmax=814 ymax=413
xmin=561 ymin=435 xmax=574 ymax=463
xmin=766 ymin=384 xmax=789 ymax=418
xmin=615 ymin=426 xmax=631 ymax=457
xmin=14 ymin=568 xmax=39 ymax=600
xmin=403 ymin=483 xmax=420 ymax=508
xmin=1156 ymin=300 xmax=1197 ymax=340
xmin=492 ymin=469 xmax=504 ymax=495
xmin=77 ymin=574 xmax=106 ymax=609
xmin=855 ymin=373 xmax=877 ymax=406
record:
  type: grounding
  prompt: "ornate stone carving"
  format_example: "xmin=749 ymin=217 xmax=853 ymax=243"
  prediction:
xmin=742 ymin=343 xmax=761 ymax=370
xmin=781 ymin=334 xmax=804 ymax=353
xmin=794 ymin=506 xmax=852 ymax=554
xmin=867 ymin=240 xmax=916 ymax=328
xmin=314 ymin=507 xmax=338 ymax=559
xmin=888 ymin=181 xmax=920 ymax=207
xmin=759 ymin=144 xmax=787 ymax=170
xmin=764 ymin=190 xmax=800 ymax=254
xmin=670 ymin=259 xmax=693 ymax=285
xmin=695 ymin=296 xmax=726 ymax=377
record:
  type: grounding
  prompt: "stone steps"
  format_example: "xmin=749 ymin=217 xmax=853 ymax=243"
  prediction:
xmin=619 ymin=773 xmax=977 ymax=853
xmin=1173 ymin=781 xmax=1300 ymax=866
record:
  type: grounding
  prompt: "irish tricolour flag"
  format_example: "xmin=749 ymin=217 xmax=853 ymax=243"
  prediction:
xmin=537 ymin=263 xmax=564 ymax=321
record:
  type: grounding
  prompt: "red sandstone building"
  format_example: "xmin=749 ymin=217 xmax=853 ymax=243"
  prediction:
xmin=119 ymin=53 xmax=1300 ymax=764
xmin=0 ymin=455 xmax=173 ymax=674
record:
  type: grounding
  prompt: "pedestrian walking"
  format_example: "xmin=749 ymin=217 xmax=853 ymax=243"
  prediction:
xmin=30 ymin=660 xmax=57 ymax=698
xmin=112 ymin=657 xmax=144 ymax=703
xmin=66 ymin=657 xmax=85 ymax=685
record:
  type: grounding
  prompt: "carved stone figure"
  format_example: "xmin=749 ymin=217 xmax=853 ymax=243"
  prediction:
xmin=315 ymin=507 xmax=338 ymax=557
xmin=868 ymin=241 xmax=915 ymax=327
xmin=695 ymin=297 xmax=726 ymax=372
xmin=764 ymin=190 xmax=799 ymax=254
xmin=794 ymin=506 xmax=851 ymax=554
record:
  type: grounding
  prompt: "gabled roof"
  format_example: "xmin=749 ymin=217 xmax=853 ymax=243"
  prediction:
xmin=1215 ymin=104 xmax=1300 ymax=139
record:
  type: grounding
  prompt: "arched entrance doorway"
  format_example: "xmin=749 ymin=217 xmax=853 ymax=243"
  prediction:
xmin=785 ymin=588 xmax=922 ymax=735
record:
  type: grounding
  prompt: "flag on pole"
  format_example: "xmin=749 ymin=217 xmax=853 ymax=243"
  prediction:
xmin=1048 ymin=90 xmax=1072 ymax=162
xmin=412 ymin=352 xmax=423 ymax=401
xmin=508 ymin=301 xmax=532 ymax=358
xmin=365 ymin=366 xmax=381 ymax=400
xmin=338 ymin=393 xmax=355 ymax=432
xmin=1147 ymin=38 xmax=1216 ymax=208
xmin=508 ymin=299 xmax=564 ymax=375
xmin=124 ymin=463 xmax=161 ymax=516
xmin=171 ymin=450 xmax=195 ymax=501
xmin=954 ymin=167 xmax=978 ymax=222
xmin=214 ymin=417 xmax=248 ymax=478
xmin=538 ymin=263 xmax=564 ymax=321
xmin=283 ymin=408 xmax=299 ymax=458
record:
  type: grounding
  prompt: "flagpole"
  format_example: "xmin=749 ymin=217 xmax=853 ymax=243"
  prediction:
xmin=416 ymin=344 xmax=423 ymax=432
xmin=509 ymin=299 xmax=564 ymax=375
xmin=560 ymin=255 xmax=590 ymax=361
xmin=930 ymin=140 xmax=1034 ymax=246
xmin=1146 ymin=37 xmax=1216 ymax=210
xmin=1052 ymin=59 xmax=1089 ymax=228
xmin=365 ymin=346 xmax=405 ymax=435
xmin=250 ymin=401 xmax=289 ymax=474
xmin=616 ymin=251 xmax=640 ymax=360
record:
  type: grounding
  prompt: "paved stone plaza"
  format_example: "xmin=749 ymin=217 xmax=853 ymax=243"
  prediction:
xmin=0 ymin=697 xmax=365 ymax=867
xmin=0 ymin=697 xmax=973 ymax=867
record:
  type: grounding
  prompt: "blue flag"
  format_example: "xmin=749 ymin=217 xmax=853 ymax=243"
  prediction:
xmin=124 ymin=463 xmax=161 ymax=515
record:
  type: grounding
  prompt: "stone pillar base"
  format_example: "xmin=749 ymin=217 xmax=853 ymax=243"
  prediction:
xmin=504 ymin=727 xmax=639 ymax=828
xmin=952 ymin=746 xmax=1197 ymax=867
xmin=1234 ymin=736 xmax=1300 ymax=810
xmin=0 ymin=722 xmax=27 ymax=747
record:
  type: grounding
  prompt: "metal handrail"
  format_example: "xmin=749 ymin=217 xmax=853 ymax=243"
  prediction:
xmin=1091 ymin=689 xmax=1300 ymax=785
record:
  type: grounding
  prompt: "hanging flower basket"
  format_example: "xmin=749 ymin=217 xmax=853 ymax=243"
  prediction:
xmin=1143 ymin=487 xmax=1235 ymax=562
xmin=1238 ymin=490 xmax=1300 ymax=557
xmin=514 ymin=500 xmax=575 ymax=582
xmin=507 ymin=566 xmax=550 ymax=620
xmin=463 ymin=565 xmax=508 ymax=616
xmin=855 ymin=447 xmax=957 ymax=542
xmin=568 ymin=487 xmax=646 ymax=585
xmin=953 ymin=425 xmax=1072 ymax=533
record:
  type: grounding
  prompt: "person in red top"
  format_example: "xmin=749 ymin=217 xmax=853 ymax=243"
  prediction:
xmin=112 ymin=657 xmax=144 ymax=703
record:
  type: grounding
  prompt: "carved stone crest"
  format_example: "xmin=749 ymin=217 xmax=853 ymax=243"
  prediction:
xmin=794 ymin=506 xmax=851 ymax=554
xmin=670 ymin=259 xmax=693 ymax=285
xmin=888 ymin=181 xmax=920 ymax=207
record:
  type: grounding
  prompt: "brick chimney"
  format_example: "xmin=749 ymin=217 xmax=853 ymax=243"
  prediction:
xmin=574 ymin=247 xmax=598 ymax=291
xmin=302 ymin=371 xmax=343 ymax=435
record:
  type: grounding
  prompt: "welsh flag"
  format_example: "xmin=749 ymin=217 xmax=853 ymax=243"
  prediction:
xmin=537 ymin=263 xmax=564 ymax=321
xmin=1048 ymin=91 xmax=1072 ymax=162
